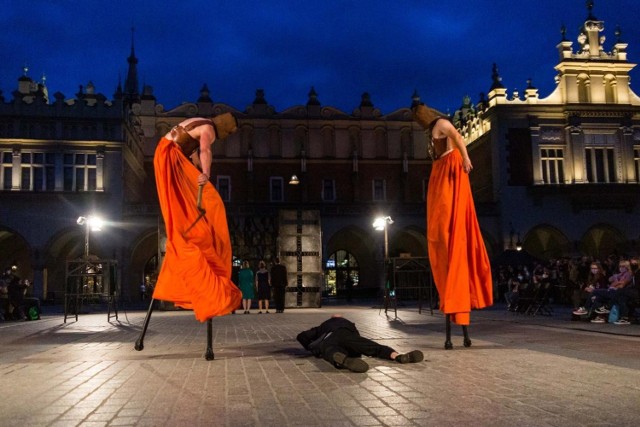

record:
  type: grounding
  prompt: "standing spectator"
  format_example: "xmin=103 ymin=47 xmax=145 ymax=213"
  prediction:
xmin=6 ymin=268 xmax=26 ymax=320
xmin=0 ymin=269 xmax=9 ymax=320
xmin=140 ymin=281 xmax=147 ymax=301
xmin=238 ymin=261 xmax=255 ymax=314
xmin=255 ymin=260 xmax=271 ymax=314
xmin=270 ymin=257 xmax=288 ymax=313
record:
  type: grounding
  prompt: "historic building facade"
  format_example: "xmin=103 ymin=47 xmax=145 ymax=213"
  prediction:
xmin=1 ymin=2 xmax=638 ymax=303
xmin=452 ymin=3 xmax=640 ymax=260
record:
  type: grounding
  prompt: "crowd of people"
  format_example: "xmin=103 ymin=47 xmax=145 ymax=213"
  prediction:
xmin=496 ymin=254 xmax=640 ymax=325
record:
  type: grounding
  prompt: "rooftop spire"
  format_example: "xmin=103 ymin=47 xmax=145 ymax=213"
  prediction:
xmin=124 ymin=25 xmax=140 ymax=105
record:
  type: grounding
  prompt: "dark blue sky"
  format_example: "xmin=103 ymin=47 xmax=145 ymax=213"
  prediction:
xmin=2 ymin=0 xmax=639 ymax=115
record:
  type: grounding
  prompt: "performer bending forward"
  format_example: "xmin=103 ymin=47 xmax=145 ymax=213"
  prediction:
xmin=413 ymin=104 xmax=493 ymax=325
xmin=153 ymin=114 xmax=242 ymax=322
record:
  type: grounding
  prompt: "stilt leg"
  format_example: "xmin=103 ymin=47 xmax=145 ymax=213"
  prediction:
xmin=444 ymin=314 xmax=453 ymax=350
xmin=462 ymin=325 xmax=472 ymax=347
xmin=204 ymin=318 xmax=214 ymax=360
xmin=134 ymin=299 xmax=155 ymax=351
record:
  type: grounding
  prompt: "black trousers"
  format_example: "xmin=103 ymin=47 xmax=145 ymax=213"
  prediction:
xmin=318 ymin=328 xmax=395 ymax=364
xmin=273 ymin=286 xmax=286 ymax=311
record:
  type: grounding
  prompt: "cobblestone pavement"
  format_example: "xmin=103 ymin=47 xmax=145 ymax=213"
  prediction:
xmin=0 ymin=302 xmax=638 ymax=426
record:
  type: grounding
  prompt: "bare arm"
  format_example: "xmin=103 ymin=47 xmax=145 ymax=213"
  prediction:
xmin=197 ymin=125 xmax=215 ymax=185
xmin=434 ymin=119 xmax=473 ymax=173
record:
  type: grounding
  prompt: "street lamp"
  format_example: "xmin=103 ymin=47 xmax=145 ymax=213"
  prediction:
xmin=373 ymin=216 xmax=394 ymax=260
xmin=77 ymin=215 xmax=103 ymax=258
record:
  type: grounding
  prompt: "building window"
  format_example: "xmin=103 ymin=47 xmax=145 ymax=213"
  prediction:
xmin=585 ymin=147 xmax=616 ymax=183
xmin=322 ymin=179 xmax=336 ymax=202
xmin=64 ymin=153 xmax=97 ymax=191
xmin=216 ymin=176 xmax=231 ymax=202
xmin=324 ymin=250 xmax=359 ymax=297
xmin=634 ymin=148 xmax=640 ymax=183
xmin=540 ymin=148 xmax=565 ymax=184
xmin=270 ymin=176 xmax=284 ymax=202
xmin=372 ymin=179 xmax=386 ymax=201
xmin=20 ymin=152 xmax=56 ymax=191
xmin=1 ymin=151 xmax=12 ymax=190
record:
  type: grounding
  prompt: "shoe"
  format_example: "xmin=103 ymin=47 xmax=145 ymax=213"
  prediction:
xmin=590 ymin=316 xmax=606 ymax=323
xmin=572 ymin=307 xmax=588 ymax=316
xmin=614 ymin=319 xmax=631 ymax=325
xmin=258 ymin=311 xmax=262 ymax=314
xmin=396 ymin=350 xmax=424 ymax=364
xmin=332 ymin=352 xmax=369 ymax=373
xmin=266 ymin=311 xmax=270 ymax=314
xmin=595 ymin=307 xmax=610 ymax=314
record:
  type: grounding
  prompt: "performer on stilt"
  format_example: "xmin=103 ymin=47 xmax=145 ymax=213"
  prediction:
xmin=153 ymin=113 xmax=242 ymax=322
xmin=413 ymin=104 xmax=493 ymax=328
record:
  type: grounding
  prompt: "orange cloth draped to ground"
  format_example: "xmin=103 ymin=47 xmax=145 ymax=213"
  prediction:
xmin=152 ymin=137 xmax=241 ymax=322
xmin=427 ymin=149 xmax=493 ymax=325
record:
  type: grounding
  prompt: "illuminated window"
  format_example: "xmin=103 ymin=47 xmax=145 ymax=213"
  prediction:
xmin=20 ymin=152 xmax=56 ymax=191
xmin=540 ymin=148 xmax=565 ymax=184
xmin=1 ymin=151 xmax=12 ymax=190
xmin=585 ymin=147 xmax=616 ymax=183
xmin=325 ymin=250 xmax=360 ymax=297
xmin=64 ymin=153 xmax=97 ymax=191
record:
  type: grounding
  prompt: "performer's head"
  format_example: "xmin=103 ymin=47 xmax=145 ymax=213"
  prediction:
xmin=412 ymin=103 xmax=447 ymax=131
xmin=211 ymin=112 xmax=238 ymax=140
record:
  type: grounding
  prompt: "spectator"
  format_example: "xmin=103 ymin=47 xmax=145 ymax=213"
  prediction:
xmin=238 ymin=261 xmax=255 ymax=314
xmin=255 ymin=260 xmax=271 ymax=314
xmin=609 ymin=257 xmax=639 ymax=325
xmin=270 ymin=257 xmax=288 ymax=313
xmin=6 ymin=268 xmax=26 ymax=320
xmin=572 ymin=261 xmax=608 ymax=316
xmin=585 ymin=260 xmax=633 ymax=323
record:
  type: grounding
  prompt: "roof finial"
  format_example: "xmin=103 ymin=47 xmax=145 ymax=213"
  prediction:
xmin=615 ymin=25 xmax=623 ymax=43
xmin=23 ymin=64 xmax=29 ymax=76
xmin=490 ymin=63 xmax=504 ymax=90
xmin=560 ymin=24 xmax=567 ymax=41
xmin=586 ymin=0 xmax=596 ymax=20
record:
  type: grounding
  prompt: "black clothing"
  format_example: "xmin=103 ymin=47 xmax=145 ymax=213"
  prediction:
xmin=270 ymin=263 xmax=288 ymax=312
xmin=297 ymin=317 xmax=395 ymax=367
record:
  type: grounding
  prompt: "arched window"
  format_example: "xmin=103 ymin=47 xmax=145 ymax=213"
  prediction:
xmin=324 ymin=250 xmax=359 ymax=297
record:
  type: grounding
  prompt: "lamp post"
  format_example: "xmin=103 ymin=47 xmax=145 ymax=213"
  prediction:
xmin=373 ymin=216 xmax=394 ymax=260
xmin=77 ymin=215 xmax=103 ymax=258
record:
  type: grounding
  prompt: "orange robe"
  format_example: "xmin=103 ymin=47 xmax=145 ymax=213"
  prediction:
xmin=153 ymin=137 xmax=241 ymax=322
xmin=427 ymin=149 xmax=493 ymax=325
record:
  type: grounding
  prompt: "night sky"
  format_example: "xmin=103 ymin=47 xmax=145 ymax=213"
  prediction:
xmin=2 ymin=0 xmax=639 ymax=115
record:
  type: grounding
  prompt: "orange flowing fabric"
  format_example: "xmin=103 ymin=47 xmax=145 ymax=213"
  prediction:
xmin=153 ymin=137 xmax=241 ymax=322
xmin=427 ymin=150 xmax=493 ymax=325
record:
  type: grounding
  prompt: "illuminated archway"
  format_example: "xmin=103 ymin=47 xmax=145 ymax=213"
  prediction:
xmin=581 ymin=224 xmax=626 ymax=259
xmin=522 ymin=225 xmax=571 ymax=260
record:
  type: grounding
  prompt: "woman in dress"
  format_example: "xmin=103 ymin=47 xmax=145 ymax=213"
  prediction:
xmin=255 ymin=260 xmax=271 ymax=314
xmin=237 ymin=261 xmax=255 ymax=314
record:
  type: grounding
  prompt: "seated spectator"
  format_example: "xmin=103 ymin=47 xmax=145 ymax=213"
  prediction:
xmin=583 ymin=260 xmax=633 ymax=323
xmin=609 ymin=257 xmax=639 ymax=325
xmin=572 ymin=261 xmax=608 ymax=316
xmin=505 ymin=268 xmax=530 ymax=312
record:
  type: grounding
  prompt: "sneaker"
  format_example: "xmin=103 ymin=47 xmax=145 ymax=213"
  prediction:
xmin=396 ymin=350 xmax=424 ymax=364
xmin=614 ymin=319 xmax=631 ymax=325
xmin=590 ymin=316 xmax=606 ymax=323
xmin=332 ymin=352 xmax=369 ymax=373
xmin=595 ymin=307 xmax=610 ymax=315
xmin=572 ymin=307 xmax=588 ymax=316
